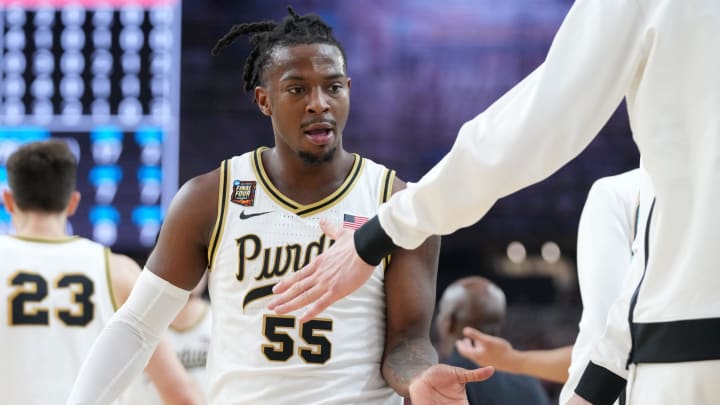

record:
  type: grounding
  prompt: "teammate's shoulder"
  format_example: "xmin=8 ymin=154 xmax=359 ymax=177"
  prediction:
xmin=589 ymin=168 xmax=641 ymax=196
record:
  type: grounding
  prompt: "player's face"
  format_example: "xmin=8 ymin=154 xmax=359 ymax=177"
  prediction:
xmin=257 ymin=43 xmax=350 ymax=165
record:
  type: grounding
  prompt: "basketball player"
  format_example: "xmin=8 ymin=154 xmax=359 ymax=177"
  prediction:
xmin=456 ymin=168 xmax=651 ymax=405
xmin=271 ymin=1 xmax=720 ymax=403
xmin=67 ymin=8 xmax=492 ymax=405
xmin=0 ymin=140 xmax=202 ymax=405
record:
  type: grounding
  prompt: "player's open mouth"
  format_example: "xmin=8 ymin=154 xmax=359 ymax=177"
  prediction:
xmin=305 ymin=128 xmax=334 ymax=146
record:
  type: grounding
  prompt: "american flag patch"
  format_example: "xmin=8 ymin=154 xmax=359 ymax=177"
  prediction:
xmin=343 ymin=214 xmax=369 ymax=230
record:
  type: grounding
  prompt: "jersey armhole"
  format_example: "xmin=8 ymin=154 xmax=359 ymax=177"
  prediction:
xmin=379 ymin=168 xmax=396 ymax=270
xmin=207 ymin=159 xmax=230 ymax=272
xmin=103 ymin=247 xmax=120 ymax=311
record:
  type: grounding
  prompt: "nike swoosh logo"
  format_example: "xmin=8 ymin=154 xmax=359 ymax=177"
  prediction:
xmin=239 ymin=210 xmax=272 ymax=220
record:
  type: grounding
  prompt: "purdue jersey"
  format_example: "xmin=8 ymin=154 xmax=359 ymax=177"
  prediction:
xmin=206 ymin=148 xmax=402 ymax=405
xmin=0 ymin=235 xmax=117 ymax=405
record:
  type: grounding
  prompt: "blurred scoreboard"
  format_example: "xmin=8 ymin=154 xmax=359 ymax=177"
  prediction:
xmin=0 ymin=0 xmax=181 ymax=251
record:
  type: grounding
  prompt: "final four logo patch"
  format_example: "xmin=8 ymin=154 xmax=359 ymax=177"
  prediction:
xmin=231 ymin=180 xmax=257 ymax=206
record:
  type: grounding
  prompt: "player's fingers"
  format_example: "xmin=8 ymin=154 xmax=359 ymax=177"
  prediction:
xmin=272 ymin=283 xmax=324 ymax=315
xmin=463 ymin=326 xmax=493 ymax=342
xmin=268 ymin=269 xmax=319 ymax=311
xmin=272 ymin=258 xmax=319 ymax=295
xmin=458 ymin=366 xmax=494 ymax=384
xmin=456 ymin=338 xmax=483 ymax=356
xmin=319 ymin=218 xmax=343 ymax=239
xmin=298 ymin=291 xmax=335 ymax=323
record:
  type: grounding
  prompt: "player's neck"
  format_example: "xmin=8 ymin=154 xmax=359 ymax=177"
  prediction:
xmin=12 ymin=212 xmax=69 ymax=239
xmin=262 ymin=148 xmax=356 ymax=204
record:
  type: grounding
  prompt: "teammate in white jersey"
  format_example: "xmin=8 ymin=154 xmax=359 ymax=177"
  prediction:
xmin=67 ymin=7 xmax=493 ymax=405
xmin=271 ymin=1 xmax=720 ymax=403
xmin=0 ymin=140 xmax=202 ymax=405
xmin=454 ymin=168 xmax=649 ymax=405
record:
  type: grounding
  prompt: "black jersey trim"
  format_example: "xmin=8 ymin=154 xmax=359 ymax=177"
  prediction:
xmin=252 ymin=148 xmax=365 ymax=217
xmin=575 ymin=361 xmax=626 ymax=405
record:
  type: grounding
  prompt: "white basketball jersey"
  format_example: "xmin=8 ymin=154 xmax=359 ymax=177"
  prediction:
xmin=0 ymin=235 xmax=117 ymax=405
xmin=206 ymin=148 xmax=402 ymax=405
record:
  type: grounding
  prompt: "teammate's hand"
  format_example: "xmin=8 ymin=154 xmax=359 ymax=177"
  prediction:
xmin=408 ymin=363 xmax=494 ymax=405
xmin=268 ymin=219 xmax=376 ymax=323
xmin=456 ymin=327 xmax=519 ymax=372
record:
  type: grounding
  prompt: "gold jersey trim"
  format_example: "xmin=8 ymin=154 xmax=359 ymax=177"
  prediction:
xmin=104 ymin=248 xmax=118 ymax=311
xmin=380 ymin=169 xmax=395 ymax=206
xmin=251 ymin=147 xmax=366 ymax=217
xmin=207 ymin=160 xmax=230 ymax=271
xmin=379 ymin=169 xmax=396 ymax=271
xmin=8 ymin=235 xmax=80 ymax=244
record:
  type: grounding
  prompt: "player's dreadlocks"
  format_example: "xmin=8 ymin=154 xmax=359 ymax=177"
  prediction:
xmin=211 ymin=6 xmax=348 ymax=93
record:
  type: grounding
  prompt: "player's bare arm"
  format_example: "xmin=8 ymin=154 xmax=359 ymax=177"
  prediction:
xmin=457 ymin=327 xmax=571 ymax=383
xmin=146 ymin=168 xmax=221 ymax=290
xmin=381 ymin=179 xmax=493 ymax=400
xmin=379 ymin=177 xmax=439 ymax=397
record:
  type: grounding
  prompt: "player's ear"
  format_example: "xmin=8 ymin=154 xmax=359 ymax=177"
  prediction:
xmin=255 ymin=86 xmax=272 ymax=116
xmin=2 ymin=190 xmax=16 ymax=213
xmin=66 ymin=191 xmax=81 ymax=217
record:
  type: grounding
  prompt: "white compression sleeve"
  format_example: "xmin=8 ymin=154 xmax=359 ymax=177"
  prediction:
xmin=67 ymin=270 xmax=190 ymax=405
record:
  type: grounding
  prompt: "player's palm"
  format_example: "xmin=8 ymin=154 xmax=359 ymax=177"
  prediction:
xmin=409 ymin=364 xmax=494 ymax=405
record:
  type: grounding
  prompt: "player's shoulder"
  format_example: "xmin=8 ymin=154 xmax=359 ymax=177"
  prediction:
xmin=182 ymin=166 xmax=223 ymax=196
xmin=356 ymin=153 xmax=407 ymax=194
xmin=588 ymin=168 xmax=642 ymax=204
xmin=107 ymin=252 xmax=142 ymax=305
xmin=178 ymin=152 xmax=258 ymax=200
xmin=166 ymin=166 xmax=223 ymax=217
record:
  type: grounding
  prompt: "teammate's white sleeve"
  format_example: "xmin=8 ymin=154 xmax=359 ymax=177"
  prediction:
xmin=559 ymin=173 xmax=637 ymax=404
xmin=574 ymin=170 xmax=654 ymax=404
xmin=67 ymin=270 xmax=189 ymax=405
xmin=377 ymin=0 xmax=647 ymax=249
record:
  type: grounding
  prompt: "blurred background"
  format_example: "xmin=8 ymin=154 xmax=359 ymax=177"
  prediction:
xmin=1 ymin=0 xmax=639 ymax=398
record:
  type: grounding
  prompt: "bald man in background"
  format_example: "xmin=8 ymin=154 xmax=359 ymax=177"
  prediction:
xmin=435 ymin=276 xmax=551 ymax=405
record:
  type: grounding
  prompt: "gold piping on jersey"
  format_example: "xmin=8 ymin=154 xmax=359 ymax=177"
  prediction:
xmin=103 ymin=248 xmax=118 ymax=311
xmin=380 ymin=169 xmax=396 ymax=270
xmin=251 ymin=147 xmax=366 ymax=217
xmin=207 ymin=160 xmax=230 ymax=271
xmin=379 ymin=169 xmax=396 ymax=206
xmin=8 ymin=235 xmax=80 ymax=243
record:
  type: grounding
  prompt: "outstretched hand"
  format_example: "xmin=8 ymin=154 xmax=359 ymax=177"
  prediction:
xmin=268 ymin=219 xmax=376 ymax=323
xmin=455 ymin=326 xmax=518 ymax=371
xmin=409 ymin=363 xmax=494 ymax=405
